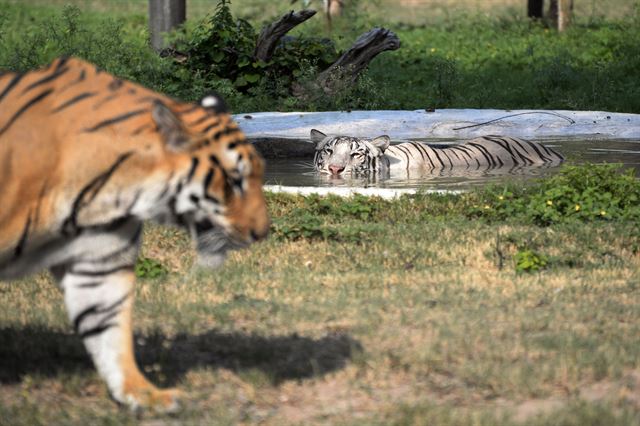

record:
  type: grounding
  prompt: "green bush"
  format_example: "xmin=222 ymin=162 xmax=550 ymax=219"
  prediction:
xmin=270 ymin=209 xmax=377 ymax=242
xmin=135 ymin=257 xmax=169 ymax=279
xmin=300 ymin=194 xmax=381 ymax=220
xmin=469 ymin=164 xmax=640 ymax=225
xmin=179 ymin=0 xmax=337 ymax=93
xmin=0 ymin=3 xmax=213 ymax=102
xmin=514 ymin=249 xmax=549 ymax=273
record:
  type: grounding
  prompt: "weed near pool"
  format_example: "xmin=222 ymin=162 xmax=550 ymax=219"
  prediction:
xmin=268 ymin=164 xmax=640 ymax=228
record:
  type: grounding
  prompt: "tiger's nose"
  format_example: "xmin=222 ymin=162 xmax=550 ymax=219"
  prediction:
xmin=328 ymin=164 xmax=345 ymax=175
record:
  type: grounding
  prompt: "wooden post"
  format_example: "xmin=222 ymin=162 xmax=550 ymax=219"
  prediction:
xmin=527 ymin=0 xmax=544 ymax=19
xmin=549 ymin=0 xmax=573 ymax=31
xmin=149 ymin=0 xmax=186 ymax=51
xmin=558 ymin=0 xmax=573 ymax=32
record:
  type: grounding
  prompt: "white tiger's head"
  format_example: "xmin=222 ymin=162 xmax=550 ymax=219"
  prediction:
xmin=310 ymin=129 xmax=391 ymax=176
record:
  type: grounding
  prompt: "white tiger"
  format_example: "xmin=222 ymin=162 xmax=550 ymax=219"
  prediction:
xmin=310 ymin=129 xmax=564 ymax=177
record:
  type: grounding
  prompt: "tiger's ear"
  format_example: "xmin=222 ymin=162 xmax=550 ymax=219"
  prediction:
xmin=200 ymin=93 xmax=228 ymax=114
xmin=152 ymin=101 xmax=191 ymax=150
xmin=310 ymin=129 xmax=327 ymax=149
xmin=371 ymin=135 xmax=390 ymax=152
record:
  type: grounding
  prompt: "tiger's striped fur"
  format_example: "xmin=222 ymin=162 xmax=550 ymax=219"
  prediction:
xmin=311 ymin=129 xmax=564 ymax=177
xmin=0 ymin=57 xmax=269 ymax=411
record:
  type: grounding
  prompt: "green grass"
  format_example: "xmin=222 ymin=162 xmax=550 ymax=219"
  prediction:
xmin=1 ymin=0 xmax=639 ymax=112
xmin=1 ymin=165 xmax=640 ymax=424
xmin=370 ymin=17 xmax=640 ymax=111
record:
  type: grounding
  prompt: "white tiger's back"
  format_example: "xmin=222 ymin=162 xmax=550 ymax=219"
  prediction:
xmin=385 ymin=136 xmax=564 ymax=171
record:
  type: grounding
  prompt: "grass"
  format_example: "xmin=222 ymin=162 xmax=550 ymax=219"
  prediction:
xmin=1 ymin=0 xmax=639 ymax=112
xmin=1 ymin=166 xmax=640 ymax=424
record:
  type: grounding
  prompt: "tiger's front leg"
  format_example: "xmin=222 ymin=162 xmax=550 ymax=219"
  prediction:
xmin=58 ymin=254 xmax=181 ymax=412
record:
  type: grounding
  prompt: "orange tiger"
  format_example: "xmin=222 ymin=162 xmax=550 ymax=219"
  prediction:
xmin=0 ymin=57 xmax=269 ymax=411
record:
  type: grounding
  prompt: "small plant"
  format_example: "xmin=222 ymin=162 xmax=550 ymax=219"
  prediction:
xmin=135 ymin=257 xmax=169 ymax=279
xmin=514 ymin=249 xmax=548 ymax=273
xmin=433 ymin=56 xmax=459 ymax=107
xmin=271 ymin=212 xmax=333 ymax=241
xmin=270 ymin=208 xmax=377 ymax=242
xmin=305 ymin=194 xmax=380 ymax=220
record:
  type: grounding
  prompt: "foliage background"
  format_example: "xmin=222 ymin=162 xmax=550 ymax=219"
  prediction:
xmin=1 ymin=0 xmax=639 ymax=112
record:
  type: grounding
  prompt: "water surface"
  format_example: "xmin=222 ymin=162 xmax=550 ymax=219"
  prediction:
xmin=264 ymin=138 xmax=640 ymax=191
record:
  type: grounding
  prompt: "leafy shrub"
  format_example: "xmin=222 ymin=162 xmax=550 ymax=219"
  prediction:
xmin=135 ymin=257 xmax=169 ymax=279
xmin=468 ymin=164 xmax=640 ymax=225
xmin=270 ymin=209 xmax=377 ymax=242
xmin=300 ymin=194 xmax=381 ymax=220
xmin=179 ymin=0 xmax=337 ymax=93
xmin=432 ymin=56 xmax=460 ymax=107
xmin=514 ymin=249 xmax=549 ymax=273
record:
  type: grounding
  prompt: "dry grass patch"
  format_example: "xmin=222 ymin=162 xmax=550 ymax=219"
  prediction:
xmin=1 ymin=193 xmax=640 ymax=424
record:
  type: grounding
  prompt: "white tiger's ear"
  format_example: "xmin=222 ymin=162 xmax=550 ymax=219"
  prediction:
xmin=152 ymin=101 xmax=190 ymax=150
xmin=310 ymin=129 xmax=327 ymax=148
xmin=371 ymin=135 xmax=390 ymax=152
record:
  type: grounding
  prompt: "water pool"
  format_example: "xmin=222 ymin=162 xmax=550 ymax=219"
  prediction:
xmin=262 ymin=138 xmax=640 ymax=192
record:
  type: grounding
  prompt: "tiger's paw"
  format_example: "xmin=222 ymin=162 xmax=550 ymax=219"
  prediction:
xmin=120 ymin=385 xmax=184 ymax=414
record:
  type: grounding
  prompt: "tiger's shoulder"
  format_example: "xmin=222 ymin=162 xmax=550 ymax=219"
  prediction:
xmin=0 ymin=56 xmax=239 ymax=144
xmin=0 ymin=56 xmax=174 ymax=134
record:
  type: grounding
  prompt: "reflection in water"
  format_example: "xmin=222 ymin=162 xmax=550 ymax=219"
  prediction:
xmin=264 ymin=138 xmax=640 ymax=191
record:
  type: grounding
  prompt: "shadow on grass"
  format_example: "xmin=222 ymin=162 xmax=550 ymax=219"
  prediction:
xmin=0 ymin=326 xmax=361 ymax=386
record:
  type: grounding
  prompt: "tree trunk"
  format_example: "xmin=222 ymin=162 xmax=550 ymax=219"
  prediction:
xmin=527 ymin=0 xmax=544 ymax=19
xmin=254 ymin=9 xmax=317 ymax=62
xmin=316 ymin=27 xmax=400 ymax=94
xmin=148 ymin=0 xmax=186 ymax=52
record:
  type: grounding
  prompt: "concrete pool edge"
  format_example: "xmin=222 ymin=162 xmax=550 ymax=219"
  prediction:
xmin=236 ymin=109 xmax=640 ymax=139
xmin=264 ymin=185 xmax=463 ymax=198
xmin=236 ymin=109 xmax=640 ymax=158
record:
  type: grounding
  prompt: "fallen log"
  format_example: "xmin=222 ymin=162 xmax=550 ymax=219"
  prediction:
xmin=254 ymin=9 xmax=317 ymax=62
xmin=316 ymin=27 xmax=400 ymax=93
